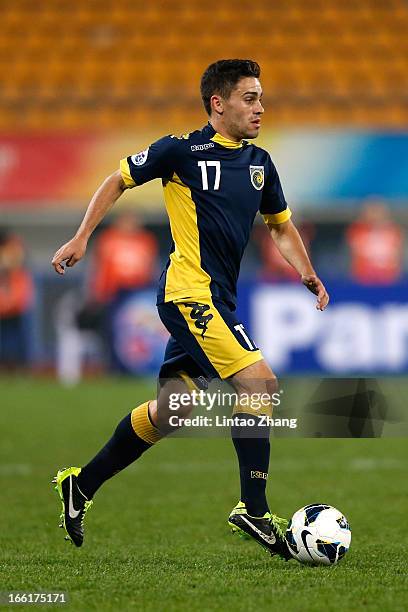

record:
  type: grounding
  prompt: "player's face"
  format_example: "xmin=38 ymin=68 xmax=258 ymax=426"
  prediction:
xmin=222 ymin=77 xmax=264 ymax=140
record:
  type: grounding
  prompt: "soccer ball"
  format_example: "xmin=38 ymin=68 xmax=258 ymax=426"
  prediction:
xmin=286 ymin=503 xmax=351 ymax=566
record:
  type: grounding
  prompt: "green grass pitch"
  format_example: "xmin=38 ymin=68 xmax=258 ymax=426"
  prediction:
xmin=0 ymin=377 xmax=407 ymax=611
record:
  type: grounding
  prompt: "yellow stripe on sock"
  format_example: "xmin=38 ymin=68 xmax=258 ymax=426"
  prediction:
xmin=131 ymin=401 xmax=162 ymax=445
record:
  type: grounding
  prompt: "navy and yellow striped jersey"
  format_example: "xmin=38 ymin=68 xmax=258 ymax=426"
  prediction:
xmin=120 ymin=122 xmax=291 ymax=307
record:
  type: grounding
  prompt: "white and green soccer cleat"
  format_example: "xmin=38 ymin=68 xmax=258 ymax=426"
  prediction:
xmin=52 ymin=467 xmax=93 ymax=547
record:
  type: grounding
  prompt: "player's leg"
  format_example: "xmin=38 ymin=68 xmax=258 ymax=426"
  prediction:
xmin=227 ymin=358 xmax=290 ymax=558
xmin=229 ymin=358 xmax=277 ymax=518
xmin=53 ymin=377 xmax=195 ymax=547
xmin=53 ymin=299 xmax=211 ymax=547
xmin=169 ymin=297 xmax=273 ymax=516
xmin=53 ymin=398 xmax=159 ymax=547
xmin=74 ymin=375 xmax=195 ymax=499
xmin=53 ymin=336 xmax=198 ymax=547
xmin=170 ymin=298 xmax=290 ymax=558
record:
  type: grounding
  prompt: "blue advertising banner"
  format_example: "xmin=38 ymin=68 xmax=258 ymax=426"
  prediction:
xmin=238 ymin=281 xmax=408 ymax=374
xmin=265 ymin=132 xmax=408 ymax=206
xmin=110 ymin=283 xmax=408 ymax=376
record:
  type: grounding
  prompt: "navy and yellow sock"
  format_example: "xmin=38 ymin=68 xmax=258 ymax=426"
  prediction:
xmin=77 ymin=401 xmax=161 ymax=499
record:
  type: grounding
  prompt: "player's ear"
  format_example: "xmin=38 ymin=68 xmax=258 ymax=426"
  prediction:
xmin=211 ymin=94 xmax=224 ymax=116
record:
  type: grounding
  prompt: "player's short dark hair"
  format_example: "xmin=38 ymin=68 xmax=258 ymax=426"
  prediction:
xmin=200 ymin=59 xmax=261 ymax=116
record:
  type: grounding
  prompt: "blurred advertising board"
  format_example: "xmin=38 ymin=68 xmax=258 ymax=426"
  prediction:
xmin=110 ymin=282 xmax=408 ymax=375
xmin=110 ymin=289 xmax=169 ymax=374
xmin=0 ymin=132 xmax=407 ymax=209
xmin=239 ymin=281 xmax=408 ymax=374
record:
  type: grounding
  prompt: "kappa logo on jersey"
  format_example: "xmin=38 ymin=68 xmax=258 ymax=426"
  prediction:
xmin=191 ymin=143 xmax=215 ymax=152
xmin=249 ymin=165 xmax=264 ymax=190
xmin=183 ymin=302 xmax=214 ymax=339
xmin=131 ymin=148 xmax=149 ymax=166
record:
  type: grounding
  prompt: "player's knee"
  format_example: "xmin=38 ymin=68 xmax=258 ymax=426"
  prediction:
xmin=232 ymin=367 xmax=279 ymax=397
xmin=230 ymin=360 xmax=278 ymax=417
xmin=152 ymin=385 xmax=194 ymax=433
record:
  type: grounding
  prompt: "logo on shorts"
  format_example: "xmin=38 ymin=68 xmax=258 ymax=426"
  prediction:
xmin=249 ymin=165 xmax=264 ymax=190
xmin=131 ymin=148 xmax=149 ymax=166
xmin=184 ymin=302 xmax=213 ymax=339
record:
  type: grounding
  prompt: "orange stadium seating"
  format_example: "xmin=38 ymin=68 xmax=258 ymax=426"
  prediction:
xmin=0 ymin=0 xmax=407 ymax=130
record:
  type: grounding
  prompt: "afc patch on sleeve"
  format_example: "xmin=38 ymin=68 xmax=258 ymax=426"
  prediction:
xmin=249 ymin=165 xmax=264 ymax=190
xmin=131 ymin=148 xmax=149 ymax=166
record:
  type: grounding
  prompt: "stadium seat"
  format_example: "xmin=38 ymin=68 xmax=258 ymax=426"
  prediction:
xmin=0 ymin=0 xmax=407 ymax=129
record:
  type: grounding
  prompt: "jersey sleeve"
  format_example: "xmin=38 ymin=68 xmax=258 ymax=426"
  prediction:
xmin=259 ymin=155 xmax=292 ymax=225
xmin=120 ymin=135 xmax=177 ymax=188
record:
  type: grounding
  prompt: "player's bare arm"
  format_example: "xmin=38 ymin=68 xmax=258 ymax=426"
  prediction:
xmin=51 ymin=170 xmax=127 ymax=275
xmin=267 ymin=218 xmax=329 ymax=311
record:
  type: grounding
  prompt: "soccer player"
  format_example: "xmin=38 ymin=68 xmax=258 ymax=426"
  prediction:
xmin=51 ymin=59 xmax=329 ymax=559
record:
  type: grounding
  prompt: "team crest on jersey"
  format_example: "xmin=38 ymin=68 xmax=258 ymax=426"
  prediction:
xmin=131 ymin=148 xmax=149 ymax=166
xmin=249 ymin=165 xmax=264 ymax=190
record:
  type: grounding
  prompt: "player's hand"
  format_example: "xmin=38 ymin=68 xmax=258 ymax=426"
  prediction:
xmin=51 ymin=236 xmax=88 ymax=275
xmin=301 ymin=274 xmax=329 ymax=311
